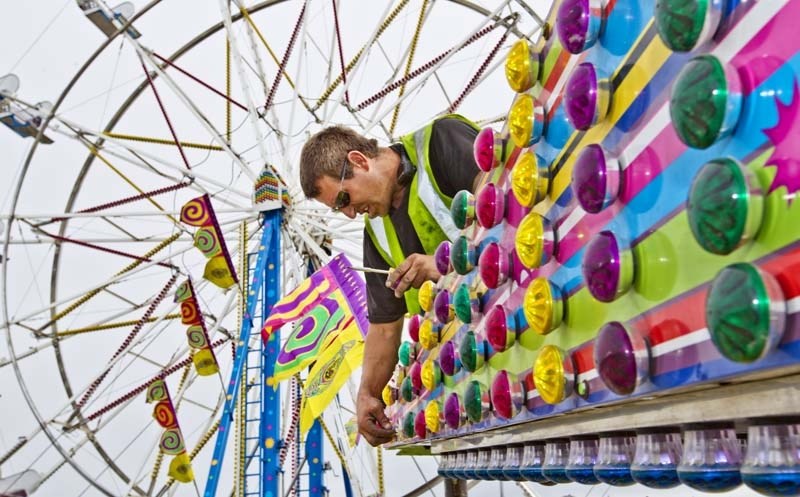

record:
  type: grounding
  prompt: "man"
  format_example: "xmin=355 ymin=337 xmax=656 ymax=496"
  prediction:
xmin=299 ymin=116 xmax=480 ymax=446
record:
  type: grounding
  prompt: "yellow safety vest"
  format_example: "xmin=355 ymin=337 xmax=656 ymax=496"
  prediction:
xmin=365 ymin=114 xmax=479 ymax=314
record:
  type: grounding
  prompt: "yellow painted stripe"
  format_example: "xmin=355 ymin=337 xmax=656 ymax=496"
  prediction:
xmin=551 ymin=20 xmax=671 ymax=199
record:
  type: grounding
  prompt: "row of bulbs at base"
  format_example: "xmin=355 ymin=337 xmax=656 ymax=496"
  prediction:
xmin=436 ymin=421 xmax=800 ymax=497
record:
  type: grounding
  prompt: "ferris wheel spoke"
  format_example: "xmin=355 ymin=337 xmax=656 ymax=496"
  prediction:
xmin=128 ymin=40 xmax=259 ymax=184
xmin=56 ymin=122 xmax=253 ymax=205
xmin=319 ymin=0 xmax=408 ymax=124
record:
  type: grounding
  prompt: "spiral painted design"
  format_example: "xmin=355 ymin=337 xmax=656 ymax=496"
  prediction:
xmin=180 ymin=196 xmax=211 ymax=226
xmin=174 ymin=280 xmax=192 ymax=303
xmin=185 ymin=325 xmax=208 ymax=348
xmin=153 ymin=400 xmax=178 ymax=429
xmin=193 ymin=227 xmax=221 ymax=258
xmin=181 ymin=300 xmax=201 ymax=325
xmin=146 ymin=379 xmax=167 ymax=403
xmin=160 ymin=428 xmax=185 ymax=455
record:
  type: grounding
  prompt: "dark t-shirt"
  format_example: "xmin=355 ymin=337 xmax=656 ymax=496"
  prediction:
xmin=363 ymin=118 xmax=479 ymax=323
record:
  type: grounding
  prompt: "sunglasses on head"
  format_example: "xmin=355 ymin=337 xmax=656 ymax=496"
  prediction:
xmin=332 ymin=158 xmax=351 ymax=212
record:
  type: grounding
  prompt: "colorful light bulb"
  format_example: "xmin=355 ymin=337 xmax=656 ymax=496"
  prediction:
xmin=505 ymin=39 xmax=541 ymax=92
xmin=521 ymin=443 xmax=551 ymax=483
xmin=414 ymin=409 xmax=427 ymax=439
xmin=478 ymin=242 xmax=510 ymax=289
xmin=434 ymin=240 xmax=452 ymax=275
xmin=439 ymin=340 xmax=461 ymax=377
xmin=515 ymin=212 xmax=555 ymax=269
xmin=418 ymin=280 xmax=436 ymax=312
xmin=533 ymin=345 xmax=574 ymax=404
xmin=401 ymin=410 xmax=415 ymax=438
xmin=543 ymin=439 xmax=572 ymax=483
xmin=473 ymin=127 xmax=506 ymax=172
xmin=450 ymin=190 xmax=475 ymax=229
xmin=453 ymin=283 xmax=478 ymax=324
xmin=678 ymin=426 xmax=743 ymax=492
xmin=409 ymin=361 xmax=423 ymax=390
xmin=556 ymin=0 xmax=603 ymax=54
xmin=687 ymin=158 xmax=763 ymax=255
xmin=451 ymin=235 xmax=477 ymax=275
xmin=433 ymin=289 xmax=453 ymax=324
xmin=400 ymin=375 xmax=414 ymax=402
xmin=485 ymin=305 xmax=514 ymax=352
xmin=670 ymin=55 xmax=742 ymax=149
xmin=381 ymin=384 xmax=397 ymax=407
xmin=594 ymin=321 xmax=649 ymax=396
xmin=464 ymin=380 xmax=489 ymax=423
xmin=421 ymin=359 xmax=441 ymax=391
xmin=424 ymin=400 xmax=441 ymax=434
xmin=523 ymin=277 xmax=564 ymax=335
xmin=398 ymin=340 xmax=414 ymax=367
xmin=582 ymin=231 xmax=633 ymax=303
xmin=572 ymin=144 xmax=620 ymax=214
xmin=418 ymin=318 xmax=440 ymax=350
xmin=408 ymin=314 xmax=422 ymax=343
xmin=706 ymin=263 xmax=785 ymax=363
xmin=655 ymin=0 xmax=723 ymax=52
xmin=508 ymin=93 xmax=545 ymax=148
xmin=459 ymin=330 xmax=485 ymax=373
xmin=476 ymin=183 xmax=505 ymax=228
xmin=444 ymin=392 xmax=464 ymax=429
xmin=511 ymin=151 xmax=549 ymax=208
xmin=631 ymin=430 xmax=683 ymax=489
xmin=564 ymin=62 xmax=610 ymax=131
xmin=491 ymin=370 xmax=523 ymax=420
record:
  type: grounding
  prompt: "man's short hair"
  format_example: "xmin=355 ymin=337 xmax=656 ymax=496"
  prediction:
xmin=299 ymin=126 xmax=380 ymax=199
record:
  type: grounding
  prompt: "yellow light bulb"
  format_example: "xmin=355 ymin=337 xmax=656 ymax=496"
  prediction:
xmin=509 ymin=94 xmax=534 ymax=149
xmin=422 ymin=359 xmax=440 ymax=391
xmin=505 ymin=40 xmax=539 ymax=92
xmin=425 ymin=401 xmax=440 ymax=434
xmin=516 ymin=212 xmax=545 ymax=269
xmin=511 ymin=151 xmax=547 ymax=207
xmin=382 ymin=384 xmax=395 ymax=406
xmin=419 ymin=319 xmax=439 ymax=350
xmin=533 ymin=345 xmax=567 ymax=404
xmin=523 ymin=277 xmax=561 ymax=335
xmin=418 ymin=280 xmax=436 ymax=312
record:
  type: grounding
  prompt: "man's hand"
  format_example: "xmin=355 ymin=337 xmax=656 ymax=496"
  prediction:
xmin=385 ymin=253 xmax=440 ymax=298
xmin=357 ymin=392 xmax=395 ymax=446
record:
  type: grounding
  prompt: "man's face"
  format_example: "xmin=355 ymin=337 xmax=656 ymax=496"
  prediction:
xmin=315 ymin=157 xmax=392 ymax=219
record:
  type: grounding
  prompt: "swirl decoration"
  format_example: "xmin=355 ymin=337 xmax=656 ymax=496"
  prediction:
xmin=174 ymin=280 xmax=192 ymax=303
xmin=159 ymin=428 xmax=186 ymax=455
xmin=146 ymin=379 xmax=168 ymax=403
xmin=186 ymin=325 xmax=208 ymax=348
xmin=180 ymin=300 xmax=201 ymax=325
xmin=193 ymin=227 xmax=222 ymax=258
xmin=179 ymin=195 xmax=211 ymax=226
xmin=153 ymin=400 xmax=178 ymax=429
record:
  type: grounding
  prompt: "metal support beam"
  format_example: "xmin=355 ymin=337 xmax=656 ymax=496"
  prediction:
xmin=202 ymin=212 xmax=280 ymax=497
xmin=261 ymin=210 xmax=283 ymax=497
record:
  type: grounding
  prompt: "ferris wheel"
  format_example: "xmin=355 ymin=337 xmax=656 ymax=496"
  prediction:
xmin=0 ymin=1 xmax=546 ymax=496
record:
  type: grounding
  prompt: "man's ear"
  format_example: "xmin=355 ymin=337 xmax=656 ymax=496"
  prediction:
xmin=347 ymin=150 xmax=370 ymax=170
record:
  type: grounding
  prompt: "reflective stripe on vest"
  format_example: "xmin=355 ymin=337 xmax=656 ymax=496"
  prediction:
xmin=412 ymin=127 xmax=460 ymax=244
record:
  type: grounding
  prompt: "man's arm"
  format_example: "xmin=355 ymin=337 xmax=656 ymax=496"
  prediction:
xmin=357 ymin=317 xmax=403 ymax=446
